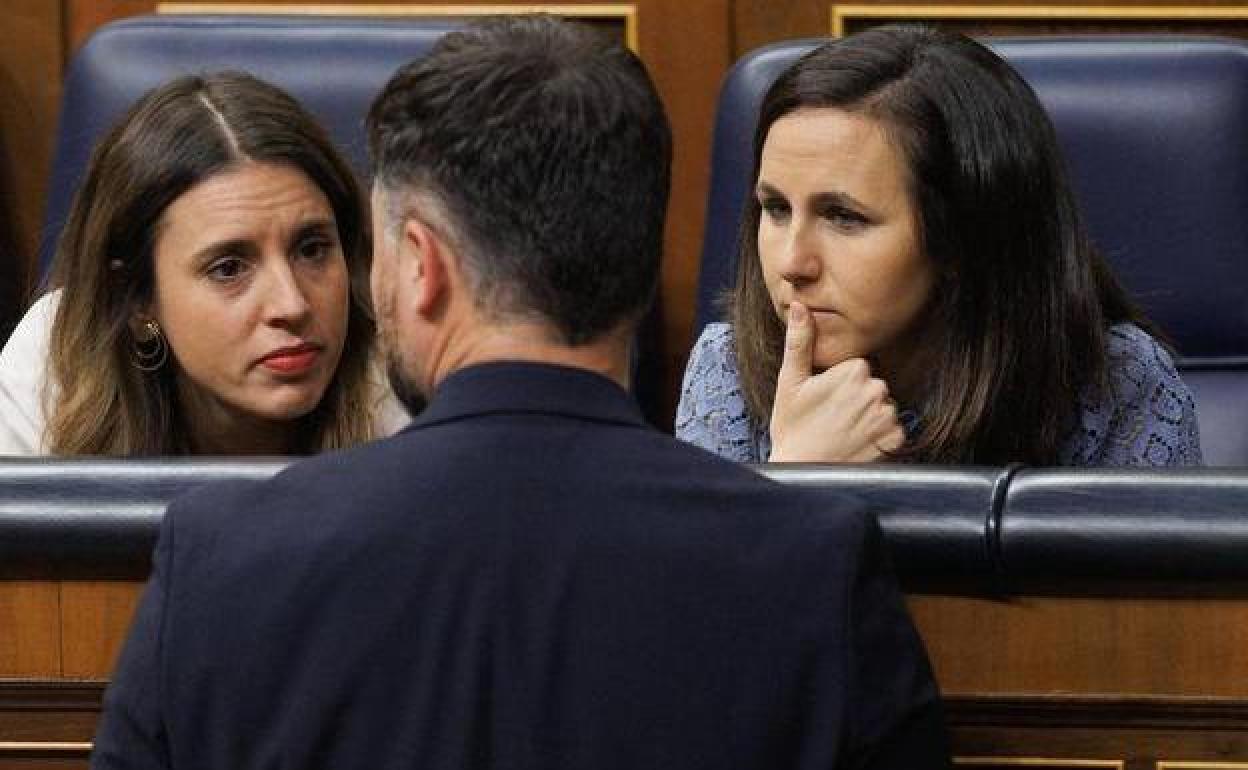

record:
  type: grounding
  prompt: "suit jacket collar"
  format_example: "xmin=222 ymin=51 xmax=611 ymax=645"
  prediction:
xmin=409 ymin=361 xmax=648 ymax=430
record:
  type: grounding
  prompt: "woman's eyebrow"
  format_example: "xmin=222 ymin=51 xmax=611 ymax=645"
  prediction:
xmin=190 ymin=237 xmax=256 ymax=265
xmin=811 ymin=190 xmax=877 ymax=218
xmin=755 ymin=181 xmax=783 ymax=198
xmin=289 ymin=218 xmax=337 ymax=241
xmin=756 ymin=180 xmax=879 ymax=219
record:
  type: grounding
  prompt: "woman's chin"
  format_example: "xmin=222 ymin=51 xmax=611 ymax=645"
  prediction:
xmin=247 ymin=383 xmax=330 ymax=422
xmin=812 ymin=340 xmax=866 ymax=371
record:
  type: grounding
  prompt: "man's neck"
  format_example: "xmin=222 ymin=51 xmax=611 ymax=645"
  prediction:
xmin=429 ymin=320 xmax=633 ymax=392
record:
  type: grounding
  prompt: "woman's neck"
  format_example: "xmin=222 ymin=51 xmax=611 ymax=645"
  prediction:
xmin=876 ymin=317 xmax=941 ymax=410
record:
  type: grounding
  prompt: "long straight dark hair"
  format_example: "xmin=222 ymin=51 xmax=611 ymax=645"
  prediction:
xmin=732 ymin=25 xmax=1146 ymax=464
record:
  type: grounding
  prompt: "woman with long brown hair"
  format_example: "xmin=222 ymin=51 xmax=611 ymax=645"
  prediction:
xmin=0 ymin=71 xmax=406 ymax=454
xmin=677 ymin=26 xmax=1201 ymax=466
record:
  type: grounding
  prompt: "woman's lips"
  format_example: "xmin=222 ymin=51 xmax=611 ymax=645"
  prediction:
xmin=782 ymin=303 xmax=838 ymax=318
xmin=259 ymin=345 xmax=321 ymax=375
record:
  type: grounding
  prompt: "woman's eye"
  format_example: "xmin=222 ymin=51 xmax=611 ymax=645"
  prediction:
xmin=296 ymin=236 xmax=333 ymax=262
xmin=760 ymin=198 xmax=790 ymax=221
xmin=823 ymin=206 xmax=868 ymax=231
xmin=206 ymin=257 xmax=248 ymax=282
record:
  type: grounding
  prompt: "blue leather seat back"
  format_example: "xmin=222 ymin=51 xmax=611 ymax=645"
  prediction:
xmin=696 ymin=36 xmax=1248 ymax=465
xmin=41 ymin=14 xmax=457 ymax=277
xmin=1184 ymin=372 xmax=1248 ymax=466
xmin=990 ymin=37 xmax=1248 ymax=366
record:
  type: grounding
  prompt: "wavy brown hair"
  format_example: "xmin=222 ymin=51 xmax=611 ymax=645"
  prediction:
xmin=732 ymin=26 xmax=1147 ymax=465
xmin=46 ymin=72 xmax=377 ymax=455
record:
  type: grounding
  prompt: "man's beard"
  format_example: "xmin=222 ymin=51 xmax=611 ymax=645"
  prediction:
xmin=386 ymin=350 xmax=428 ymax=417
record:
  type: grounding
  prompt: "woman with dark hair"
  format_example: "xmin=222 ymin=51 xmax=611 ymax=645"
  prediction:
xmin=677 ymin=25 xmax=1201 ymax=465
xmin=0 ymin=71 xmax=407 ymax=454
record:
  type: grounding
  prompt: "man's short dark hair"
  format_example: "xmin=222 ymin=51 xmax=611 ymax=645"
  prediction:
xmin=367 ymin=15 xmax=672 ymax=345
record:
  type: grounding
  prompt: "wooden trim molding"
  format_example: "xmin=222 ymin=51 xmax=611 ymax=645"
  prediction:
xmin=956 ymin=760 xmax=1123 ymax=769
xmin=157 ymin=3 xmax=640 ymax=51
xmin=0 ymin=680 xmax=106 ymax=712
xmin=0 ymin=740 xmax=93 ymax=753
xmin=0 ymin=680 xmax=104 ymax=750
xmin=0 ymin=684 xmax=1246 ymax=762
xmin=829 ymin=4 xmax=1248 ymax=37
xmin=1156 ymin=764 xmax=1248 ymax=769
xmin=945 ymin=694 xmax=1248 ymax=730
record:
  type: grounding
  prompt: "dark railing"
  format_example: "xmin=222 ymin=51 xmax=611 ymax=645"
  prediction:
xmin=3 ymin=459 xmax=1248 ymax=587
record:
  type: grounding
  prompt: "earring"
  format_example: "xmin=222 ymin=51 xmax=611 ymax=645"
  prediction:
xmin=131 ymin=319 xmax=168 ymax=372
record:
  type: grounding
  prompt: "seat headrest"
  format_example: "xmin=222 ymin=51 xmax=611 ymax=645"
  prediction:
xmin=990 ymin=36 xmax=1248 ymax=366
xmin=41 ymin=14 xmax=457 ymax=277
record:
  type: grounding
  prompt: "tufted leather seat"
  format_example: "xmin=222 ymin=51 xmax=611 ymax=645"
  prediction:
xmin=695 ymin=36 xmax=1248 ymax=465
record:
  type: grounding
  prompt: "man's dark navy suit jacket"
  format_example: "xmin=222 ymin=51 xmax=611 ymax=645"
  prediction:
xmin=92 ymin=362 xmax=949 ymax=770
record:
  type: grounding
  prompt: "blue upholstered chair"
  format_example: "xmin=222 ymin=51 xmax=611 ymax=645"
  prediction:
xmin=695 ymin=35 xmax=1248 ymax=465
xmin=40 ymin=14 xmax=456 ymax=278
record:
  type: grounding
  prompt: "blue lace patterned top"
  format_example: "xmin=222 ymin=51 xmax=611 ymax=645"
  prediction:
xmin=676 ymin=322 xmax=1203 ymax=466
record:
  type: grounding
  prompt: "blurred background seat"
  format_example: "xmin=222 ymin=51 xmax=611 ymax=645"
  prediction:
xmin=40 ymin=14 xmax=456 ymax=280
xmin=695 ymin=35 xmax=1248 ymax=465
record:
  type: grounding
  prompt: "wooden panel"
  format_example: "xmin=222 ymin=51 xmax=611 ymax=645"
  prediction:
xmin=833 ymin=5 xmax=1248 ymax=37
xmin=0 ymin=0 xmax=64 ymax=340
xmin=0 ymin=584 xmax=59 ymax=679
xmin=4 ymin=684 xmax=1248 ymax=768
xmin=0 ymin=681 xmax=98 ymax=770
xmin=734 ymin=0 xmax=828 ymax=55
xmin=950 ymin=696 xmax=1248 ymax=766
xmin=156 ymin=3 xmax=638 ymax=50
xmin=0 ymin=757 xmax=88 ymax=770
xmin=955 ymin=761 xmax=1122 ymax=769
xmin=11 ymin=587 xmax=1248 ymax=765
xmin=51 ymin=587 xmax=1248 ymax=694
xmin=734 ymin=0 xmax=1248 ymax=56
xmin=65 ymin=1 xmax=154 ymax=56
xmin=59 ymin=583 xmax=142 ymax=680
xmin=636 ymin=0 xmax=730 ymax=426
xmin=909 ymin=595 xmax=1248 ymax=697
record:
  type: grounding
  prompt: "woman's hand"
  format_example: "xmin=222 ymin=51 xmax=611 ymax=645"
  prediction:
xmin=768 ymin=302 xmax=905 ymax=462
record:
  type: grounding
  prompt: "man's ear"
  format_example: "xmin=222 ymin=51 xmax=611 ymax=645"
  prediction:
xmin=401 ymin=216 xmax=453 ymax=318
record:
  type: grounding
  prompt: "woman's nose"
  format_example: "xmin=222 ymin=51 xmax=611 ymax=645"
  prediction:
xmin=263 ymin=262 xmax=313 ymax=325
xmin=778 ymin=223 xmax=822 ymax=285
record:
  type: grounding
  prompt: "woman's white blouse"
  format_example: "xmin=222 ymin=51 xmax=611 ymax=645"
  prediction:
xmin=0 ymin=291 xmax=58 ymax=454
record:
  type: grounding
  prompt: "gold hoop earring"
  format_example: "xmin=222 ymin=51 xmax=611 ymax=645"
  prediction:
xmin=131 ymin=319 xmax=168 ymax=372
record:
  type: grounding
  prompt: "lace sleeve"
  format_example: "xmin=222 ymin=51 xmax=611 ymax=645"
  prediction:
xmin=674 ymin=323 xmax=765 ymax=463
xmin=1063 ymin=324 xmax=1203 ymax=466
